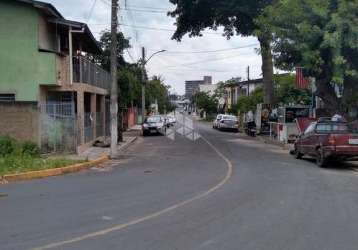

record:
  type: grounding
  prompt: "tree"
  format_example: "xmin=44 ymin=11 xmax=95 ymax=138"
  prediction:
xmin=118 ymin=64 xmax=143 ymax=108
xmin=168 ymin=0 xmax=275 ymax=104
xmin=275 ymin=74 xmax=311 ymax=106
xmin=95 ymin=30 xmax=130 ymax=71
xmin=260 ymin=0 xmax=358 ymax=115
xmin=146 ymin=76 xmax=174 ymax=114
xmin=194 ymin=92 xmax=218 ymax=114
xmin=236 ymin=87 xmax=264 ymax=113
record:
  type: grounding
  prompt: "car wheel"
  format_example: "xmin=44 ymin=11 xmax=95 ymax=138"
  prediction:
xmin=316 ymin=148 xmax=327 ymax=168
xmin=294 ymin=147 xmax=303 ymax=159
xmin=143 ymin=131 xmax=147 ymax=137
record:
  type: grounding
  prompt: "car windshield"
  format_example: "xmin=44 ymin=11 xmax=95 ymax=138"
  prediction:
xmin=316 ymin=123 xmax=352 ymax=134
xmin=146 ymin=116 xmax=162 ymax=123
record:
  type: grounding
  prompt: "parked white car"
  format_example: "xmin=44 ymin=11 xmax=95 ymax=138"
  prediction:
xmin=216 ymin=115 xmax=239 ymax=132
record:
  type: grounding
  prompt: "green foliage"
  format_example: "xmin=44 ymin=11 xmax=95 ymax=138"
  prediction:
xmin=0 ymin=137 xmax=84 ymax=176
xmin=236 ymin=87 xmax=264 ymax=113
xmin=146 ymin=76 xmax=173 ymax=113
xmin=168 ymin=0 xmax=273 ymax=41
xmin=95 ymin=30 xmax=131 ymax=71
xmin=275 ymin=74 xmax=311 ymax=106
xmin=0 ymin=155 xmax=83 ymax=176
xmin=194 ymin=92 xmax=218 ymax=114
xmin=169 ymin=0 xmax=276 ymax=104
xmin=21 ymin=142 xmax=40 ymax=157
xmin=118 ymin=65 xmax=143 ymax=108
xmin=0 ymin=136 xmax=15 ymax=156
xmin=259 ymin=0 xmax=358 ymax=112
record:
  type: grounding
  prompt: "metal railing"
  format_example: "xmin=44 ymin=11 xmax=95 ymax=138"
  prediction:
xmin=73 ymin=56 xmax=111 ymax=90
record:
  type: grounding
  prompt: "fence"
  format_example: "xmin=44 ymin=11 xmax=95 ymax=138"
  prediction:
xmin=73 ymin=56 xmax=111 ymax=90
xmin=40 ymin=102 xmax=78 ymax=153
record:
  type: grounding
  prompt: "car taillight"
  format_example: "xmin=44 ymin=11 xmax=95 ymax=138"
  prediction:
xmin=328 ymin=135 xmax=336 ymax=145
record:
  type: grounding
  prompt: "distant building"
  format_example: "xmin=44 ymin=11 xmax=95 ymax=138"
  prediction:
xmin=185 ymin=76 xmax=212 ymax=98
xmin=199 ymin=84 xmax=218 ymax=97
xmin=225 ymin=78 xmax=264 ymax=109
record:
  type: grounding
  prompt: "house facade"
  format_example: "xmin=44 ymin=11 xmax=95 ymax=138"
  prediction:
xmin=0 ymin=0 xmax=110 ymax=153
xmin=225 ymin=78 xmax=263 ymax=109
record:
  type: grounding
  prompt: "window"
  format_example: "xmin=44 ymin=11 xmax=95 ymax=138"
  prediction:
xmin=316 ymin=123 xmax=351 ymax=134
xmin=0 ymin=94 xmax=15 ymax=102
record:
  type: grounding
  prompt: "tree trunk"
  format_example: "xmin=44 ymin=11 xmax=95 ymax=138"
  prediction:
xmin=342 ymin=76 xmax=358 ymax=119
xmin=314 ymin=76 xmax=341 ymax=115
xmin=258 ymin=37 xmax=274 ymax=105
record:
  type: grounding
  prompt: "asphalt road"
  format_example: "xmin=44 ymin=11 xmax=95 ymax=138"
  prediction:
xmin=1 ymin=115 xmax=358 ymax=250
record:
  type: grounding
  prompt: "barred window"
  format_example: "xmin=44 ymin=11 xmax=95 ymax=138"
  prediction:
xmin=0 ymin=94 xmax=15 ymax=102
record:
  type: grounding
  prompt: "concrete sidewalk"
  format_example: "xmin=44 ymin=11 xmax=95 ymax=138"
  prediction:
xmin=71 ymin=136 xmax=137 ymax=161
xmin=67 ymin=125 xmax=141 ymax=161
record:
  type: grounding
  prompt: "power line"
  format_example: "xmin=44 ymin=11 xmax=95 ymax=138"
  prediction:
xmin=156 ymin=44 xmax=259 ymax=54
xmin=101 ymin=0 xmax=169 ymax=13
xmin=164 ymin=54 xmax=246 ymax=69
xmin=89 ymin=23 xmax=223 ymax=35
xmin=125 ymin=5 xmax=170 ymax=11
xmin=86 ymin=0 xmax=98 ymax=22
xmin=122 ymin=8 xmax=167 ymax=13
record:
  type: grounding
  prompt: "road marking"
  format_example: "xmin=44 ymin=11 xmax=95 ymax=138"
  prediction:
xmin=30 ymin=136 xmax=233 ymax=250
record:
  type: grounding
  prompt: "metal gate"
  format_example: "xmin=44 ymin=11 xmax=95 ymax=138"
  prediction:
xmin=40 ymin=102 xmax=78 ymax=153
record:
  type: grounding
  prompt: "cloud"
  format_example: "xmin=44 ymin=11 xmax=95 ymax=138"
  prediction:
xmin=46 ymin=0 xmax=263 ymax=94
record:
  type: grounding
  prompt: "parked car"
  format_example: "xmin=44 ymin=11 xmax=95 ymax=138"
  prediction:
xmin=293 ymin=120 xmax=358 ymax=167
xmin=142 ymin=115 xmax=167 ymax=136
xmin=166 ymin=115 xmax=176 ymax=126
xmin=213 ymin=114 xmax=224 ymax=129
xmin=217 ymin=115 xmax=239 ymax=132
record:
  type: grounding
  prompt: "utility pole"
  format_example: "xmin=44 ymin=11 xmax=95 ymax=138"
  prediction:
xmin=110 ymin=0 xmax=119 ymax=158
xmin=247 ymin=65 xmax=250 ymax=96
xmin=141 ymin=47 xmax=146 ymax=122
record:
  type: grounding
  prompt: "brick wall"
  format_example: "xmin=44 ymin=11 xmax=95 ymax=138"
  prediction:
xmin=0 ymin=102 xmax=39 ymax=143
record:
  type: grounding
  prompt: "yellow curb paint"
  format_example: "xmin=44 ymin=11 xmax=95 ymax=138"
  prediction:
xmin=2 ymin=155 xmax=109 ymax=183
xmin=30 ymin=136 xmax=233 ymax=250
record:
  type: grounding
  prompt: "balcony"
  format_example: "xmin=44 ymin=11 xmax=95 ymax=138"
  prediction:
xmin=72 ymin=56 xmax=111 ymax=90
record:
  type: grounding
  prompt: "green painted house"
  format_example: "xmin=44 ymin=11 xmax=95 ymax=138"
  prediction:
xmin=0 ymin=0 xmax=111 ymax=153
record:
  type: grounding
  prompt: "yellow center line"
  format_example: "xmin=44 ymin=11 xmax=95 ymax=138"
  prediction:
xmin=30 ymin=135 xmax=233 ymax=250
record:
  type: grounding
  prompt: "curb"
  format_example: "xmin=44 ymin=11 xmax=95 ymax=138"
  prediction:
xmin=117 ymin=136 xmax=137 ymax=153
xmin=1 ymin=155 xmax=109 ymax=184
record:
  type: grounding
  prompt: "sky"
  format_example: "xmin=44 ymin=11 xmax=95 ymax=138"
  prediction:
xmin=46 ymin=0 xmax=263 ymax=95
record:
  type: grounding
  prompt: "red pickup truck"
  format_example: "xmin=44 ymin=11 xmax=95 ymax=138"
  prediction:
xmin=293 ymin=120 xmax=358 ymax=167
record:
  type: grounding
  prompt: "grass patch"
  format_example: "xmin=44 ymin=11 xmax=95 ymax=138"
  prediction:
xmin=0 ymin=155 xmax=85 ymax=176
xmin=0 ymin=136 xmax=85 ymax=176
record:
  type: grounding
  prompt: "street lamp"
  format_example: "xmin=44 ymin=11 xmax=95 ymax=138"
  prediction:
xmin=141 ymin=48 xmax=166 ymax=122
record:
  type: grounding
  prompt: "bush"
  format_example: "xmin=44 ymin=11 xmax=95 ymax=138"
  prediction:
xmin=0 ymin=136 xmax=16 ymax=156
xmin=21 ymin=142 xmax=40 ymax=157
